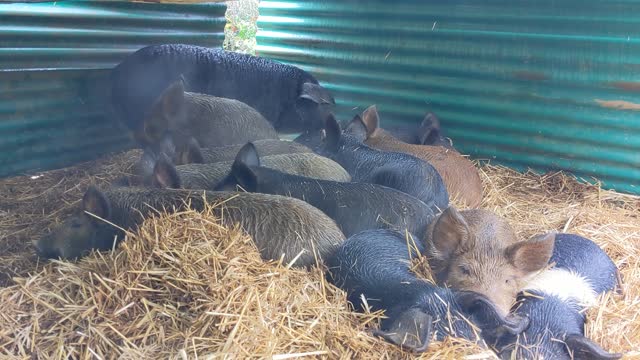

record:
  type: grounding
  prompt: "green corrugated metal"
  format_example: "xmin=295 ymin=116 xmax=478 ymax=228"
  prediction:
xmin=256 ymin=0 xmax=640 ymax=194
xmin=0 ymin=1 xmax=226 ymax=177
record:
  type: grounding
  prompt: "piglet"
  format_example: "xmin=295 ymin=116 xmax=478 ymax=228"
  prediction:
xmin=295 ymin=113 xmax=449 ymax=213
xmin=492 ymin=233 xmax=623 ymax=360
xmin=112 ymin=44 xmax=334 ymax=134
xmin=359 ymin=106 xmax=483 ymax=207
xmin=33 ymin=187 xmax=346 ymax=268
xmin=327 ymin=229 xmax=529 ymax=352
xmin=137 ymin=78 xmax=279 ymax=151
xmin=425 ymin=207 xmax=556 ymax=316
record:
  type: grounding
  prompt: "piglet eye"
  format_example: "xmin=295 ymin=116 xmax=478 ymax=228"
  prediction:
xmin=459 ymin=265 xmax=471 ymax=276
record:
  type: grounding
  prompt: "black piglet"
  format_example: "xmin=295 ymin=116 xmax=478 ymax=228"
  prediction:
xmin=327 ymin=229 xmax=528 ymax=353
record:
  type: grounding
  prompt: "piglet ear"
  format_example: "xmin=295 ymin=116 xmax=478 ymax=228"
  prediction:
xmin=161 ymin=78 xmax=186 ymax=118
xmin=224 ymin=143 xmax=260 ymax=192
xmin=418 ymin=112 xmax=442 ymax=145
xmin=345 ymin=114 xmax=368 ymax=142
xmin=152 ymin=158 xmax=181 ymax=189
xmin=564 ymin=334 xmax=622 ymax=360
xmin=324 ymin=114 xmax=341 ymax=151
xmin=298 ymin=82 xmax=335 ymax=105
xmin=82 ymin=186 xmax=111 ymax=220
xmin=235 ymin=142 xmax=260 ymax=168
xmin=372 ymin=307 xmax=433 ymax=353
xmin=361 ymin=105 xmax=380 ymax=138
xmin=134 ymin=148 xmax=158 ymax=179
xmin=229 ymin=149 xmax=258 ymax=192
xmin=505 ymin=233 xmax=555 ymax=273
xmin=455 ymin=291 xmax=529 ymax=336
xmin=428 ymin=207 xmax=470 ymax=271
xmin=177 ymin=137 xmax=204 ymax=165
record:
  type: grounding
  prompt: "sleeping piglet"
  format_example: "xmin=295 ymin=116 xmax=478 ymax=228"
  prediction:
xmin=327 ymin=229 xmax=529 ymax=352
xmin=425 ymin=207 xmax=556 ymax=316
xmin=492 ymin=233 xmax=623 ymax=360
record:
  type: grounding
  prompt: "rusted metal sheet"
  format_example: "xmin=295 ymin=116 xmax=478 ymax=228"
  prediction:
xmin=256 ymin=0 xmax=640 ymax=194
xmin=0 ymin=1 xmax=226 ymax=177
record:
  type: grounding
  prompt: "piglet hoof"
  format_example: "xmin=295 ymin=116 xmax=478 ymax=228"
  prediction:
xmin=455 ymin=291 xmax=530 ymax=336
xmin=564 ymin=334 xmax=623 ymax=360
xmin=371 ymin=308 xmax=433 ymax=353
xmin=372 ymin=329 xmax=430 ymax=353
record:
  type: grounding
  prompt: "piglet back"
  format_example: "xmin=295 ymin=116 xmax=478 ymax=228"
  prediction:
xmin=551 ymin=233 xmax=619 ymax=294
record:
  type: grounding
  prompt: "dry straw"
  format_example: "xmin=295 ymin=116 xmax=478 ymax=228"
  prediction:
xmin=0 ymin=150 xmax=638 ymax=359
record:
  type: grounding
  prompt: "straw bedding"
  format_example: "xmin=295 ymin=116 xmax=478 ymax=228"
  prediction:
xmin=0 ymin=149 xmax=638 ymax=359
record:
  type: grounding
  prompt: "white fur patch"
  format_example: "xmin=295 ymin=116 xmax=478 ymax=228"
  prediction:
xmin=523 ymin=268 xmax=598 ymax=308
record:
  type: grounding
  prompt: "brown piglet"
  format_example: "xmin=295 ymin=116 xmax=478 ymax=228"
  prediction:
xmin=425 ymin=206 xmax=555 ymax=315
xmin=360 ymin=105 xmax=483 ymax=208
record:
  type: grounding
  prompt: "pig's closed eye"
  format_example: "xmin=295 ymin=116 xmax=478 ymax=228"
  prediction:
xmin=459 ymin=265 xmax=471 ymax=276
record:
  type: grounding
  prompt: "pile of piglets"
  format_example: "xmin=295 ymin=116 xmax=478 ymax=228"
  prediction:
xmin=34 ymin=44 xmax=621 ymax=359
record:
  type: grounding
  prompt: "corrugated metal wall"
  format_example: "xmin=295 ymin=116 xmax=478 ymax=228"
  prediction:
xmin=0 ymin=1 xmax=226 ymax=177
xmin=256 ymin=0 xmax=640 ymax=194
